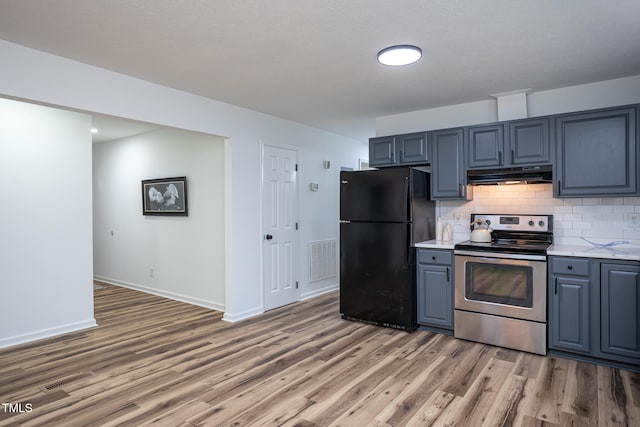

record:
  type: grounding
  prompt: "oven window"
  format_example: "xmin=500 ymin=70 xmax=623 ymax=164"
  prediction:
xmin=465 ymin=262 xmax=533 ymax=307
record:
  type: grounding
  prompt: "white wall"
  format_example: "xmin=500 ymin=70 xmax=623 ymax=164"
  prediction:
xmin=527 ymin=75 xmax=640 ymax=118
xmin=376 ymin=99 xmax=498 ymax=136
xmin=93 ymin=128 xmax=226 ymax=310
xmin=297 ymin=142 xmax=366 ymax=299
xmin=376 ymin=75 xmax=640 ymax=135
xmin=0 ymin=98 xmax=95 ymax=348
xmin=0 ymin=40 xmax=368 ymax=330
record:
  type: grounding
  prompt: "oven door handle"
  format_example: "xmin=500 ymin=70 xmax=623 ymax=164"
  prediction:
xmin=454 ymin=250 xmax=546 ymax=262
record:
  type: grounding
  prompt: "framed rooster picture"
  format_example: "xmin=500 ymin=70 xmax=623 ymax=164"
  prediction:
xmin=142 ymin=176 xmax=188 ymax=216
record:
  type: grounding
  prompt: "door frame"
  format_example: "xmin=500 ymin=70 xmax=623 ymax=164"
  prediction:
xmin=260 ymin=141 xmax=300 ymax=311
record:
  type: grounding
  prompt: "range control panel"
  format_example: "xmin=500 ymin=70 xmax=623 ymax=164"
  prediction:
xmin=470 ymin=214 xmax=552 ymax=233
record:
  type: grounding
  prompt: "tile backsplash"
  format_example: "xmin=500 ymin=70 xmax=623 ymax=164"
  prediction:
xmin=437 ymin=183 xmax=640 ymax=244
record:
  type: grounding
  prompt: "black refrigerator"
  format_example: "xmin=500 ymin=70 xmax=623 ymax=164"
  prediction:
xmin=339 ymin=167 xmax=436 ymax=331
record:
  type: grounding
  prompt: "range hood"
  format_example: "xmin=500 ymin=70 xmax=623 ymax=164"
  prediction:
xmin=467 ymin=165 xmax=552 ymax=185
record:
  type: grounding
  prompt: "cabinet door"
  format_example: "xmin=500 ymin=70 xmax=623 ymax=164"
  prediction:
xmin=430 ymin=128 xmax=469 ymax=200
xmin=397 ymin=132 xmax=429 ymax=165
xmin=417 ymin=263 xmax=453 ymax=329
xmin=369 ymin=136 xmax=396 ymax=167
xmin=555 ymin=106 xmax=637 ymax=197
xmin=549 ymin=275 xmax=591 ymax=353
xmin=509 ymin=118 xmax=551 ymax=166
xmin=467 ymin=124 xmax=505 ymax=169
xmin=600 ymin=263 xmax=640 ymax=360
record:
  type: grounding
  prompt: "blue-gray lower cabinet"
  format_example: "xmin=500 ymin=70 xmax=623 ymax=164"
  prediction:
xmin=548 ymin=256 xmax=640 ymax=371
xmin=416 ymin=249 xmax=454 ymax=332
xmin=549 ymin=259 xmax=592 ymax=353
xmin=600 ymin=263 xmax=640 ymax=361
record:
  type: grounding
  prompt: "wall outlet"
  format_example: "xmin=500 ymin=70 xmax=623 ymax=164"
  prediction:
xmin=626 ymin=213 xmax=640 ymax=229
xmin=454 ymin=213 xmax=464 ymax=225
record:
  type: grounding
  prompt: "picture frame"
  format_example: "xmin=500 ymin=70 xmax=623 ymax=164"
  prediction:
xmin=142 ymin=176 xmax=188 ymax=216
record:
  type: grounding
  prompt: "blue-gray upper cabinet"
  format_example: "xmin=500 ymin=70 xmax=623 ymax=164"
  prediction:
xmin=466 ymin=124 xmax=505 ymax=169
xmin=467 ymin=119 xmax=552 ymax=169
xmin=429 ymin=128 xmax=470 ymax=200
xmin=369 ymin=135 xmax=396 ymax=167
xmin=554 ymin=106 xmax=638 ymax=197
xmin=600 ymin=263 xmax=640 ymax=361
xmin=509 ymin=118 xmax=552 ymax=166
xmin=398 ymin=132 xmax=429 ymax=164
xmin=369 ymin=132 xmax=428 ymax=167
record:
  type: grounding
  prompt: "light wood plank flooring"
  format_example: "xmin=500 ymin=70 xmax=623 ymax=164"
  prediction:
xmin=0 ymin=283 xmax=638 ymax=426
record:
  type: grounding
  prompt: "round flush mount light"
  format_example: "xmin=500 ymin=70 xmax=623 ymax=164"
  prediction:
xmin=377 ymin=45 xmax=422 ymax=66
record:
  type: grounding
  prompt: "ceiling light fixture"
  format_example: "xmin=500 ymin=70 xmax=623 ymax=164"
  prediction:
xmin=377 ymin=45 xmax=422 ymax=66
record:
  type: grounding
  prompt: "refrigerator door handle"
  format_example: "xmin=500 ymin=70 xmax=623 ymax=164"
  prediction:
xmin=403 ymin=177 xmax=410 ymax=221
xmin=339 ymin=220 xmax=351 ymax=224
xmin=404 ymin=224 xmax=412 ymax=270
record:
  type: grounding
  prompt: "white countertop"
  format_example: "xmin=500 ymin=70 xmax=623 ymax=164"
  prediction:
xmin=414 ymin=239 xmax=460 ymax=250
xmin=416 ymin=237 xmax=640 ymax=261
xmin=548 ymin=238 xmax=640 ymax=261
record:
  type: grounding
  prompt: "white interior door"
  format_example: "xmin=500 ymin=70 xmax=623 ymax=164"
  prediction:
xmin=262 ymin=145 xmax=298 ymax=310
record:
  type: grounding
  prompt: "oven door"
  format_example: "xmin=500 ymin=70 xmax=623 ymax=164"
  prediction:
xmin=454 ymin=251 xmax=547 ymax=322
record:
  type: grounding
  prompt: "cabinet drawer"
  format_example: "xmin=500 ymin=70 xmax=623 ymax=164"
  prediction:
xmin=551 ymin=257 xmax=590 ymax=276
xmin=418 ymin=249 xmax=452 ymax=265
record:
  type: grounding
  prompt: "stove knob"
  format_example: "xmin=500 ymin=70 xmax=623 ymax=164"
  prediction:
xmin=485 ymin=220 xmax=491 ymax=226
xmin=538 ymin=220 xmax=545 ymax=227
xmin=528 ymin=220 xmax=534 ymax=226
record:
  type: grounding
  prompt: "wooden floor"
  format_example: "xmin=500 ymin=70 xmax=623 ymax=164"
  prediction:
xmin=0 ymin=284 xmax=638 ymax=426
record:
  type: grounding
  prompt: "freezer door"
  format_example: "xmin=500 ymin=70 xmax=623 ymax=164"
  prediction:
xmin=340 ymin=168 xmax=410 ymax=222
xmin=340 ymin=221 xmax=416 ymax=330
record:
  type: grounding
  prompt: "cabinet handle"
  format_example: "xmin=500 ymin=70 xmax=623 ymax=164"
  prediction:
xmin=557 ymin=180 xmax=561 ymax=195
xmin=459 ymin=184 xmax=463 ymax=196
xmin=498 ymin=151 xmax=503 ymax=165
xmin=432 ymin=256 xmax=436 ymax=260
xmin=567 ymin=265 xmax=573 ymax=270
xmin=511 ymin=149 xmax=515 ymax=164
xmin=554 ymin=277 xmax=558 ymax=294
xmin=446 ymin=267 xmax=450 ymax=283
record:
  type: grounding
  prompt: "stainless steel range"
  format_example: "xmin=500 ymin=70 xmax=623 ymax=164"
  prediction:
xmin=454 ymin=214 xmax=553 ymax=355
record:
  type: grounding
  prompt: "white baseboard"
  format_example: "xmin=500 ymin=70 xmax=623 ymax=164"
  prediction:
xmin=221 ymin=284 xmax=338 ymax=323
xmin=300 ymin=282 xmax=339 ymax=301
xmin=94 ymin=276 xmax=225 ymax=312
xmin=221 ymin=306 xmax=264 ymax=323
xmin=0 ymin=318 xmax=97 ymax=350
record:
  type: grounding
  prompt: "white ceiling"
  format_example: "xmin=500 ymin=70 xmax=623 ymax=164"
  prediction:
xmin=1 ymin=0 xmax=639 ymax=141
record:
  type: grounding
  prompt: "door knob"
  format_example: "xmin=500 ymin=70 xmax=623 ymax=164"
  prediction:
xmin=265 ymin=234 xmax=273 ymax=240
